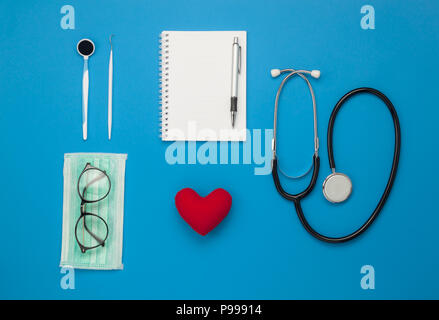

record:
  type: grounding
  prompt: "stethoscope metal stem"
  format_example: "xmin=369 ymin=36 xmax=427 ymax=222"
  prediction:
xmin=273 ymin=69 xmax=319 ymax=157
xmin=272 ymin=69 xmax=319 ymax=179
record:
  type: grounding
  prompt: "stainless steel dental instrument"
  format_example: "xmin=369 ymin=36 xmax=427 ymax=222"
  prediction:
xmin=77 ymin=39 xmax=95 ymax=140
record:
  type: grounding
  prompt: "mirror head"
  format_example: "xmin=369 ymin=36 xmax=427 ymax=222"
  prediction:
xmin=77 ymin=39 xmax=95 ymax=58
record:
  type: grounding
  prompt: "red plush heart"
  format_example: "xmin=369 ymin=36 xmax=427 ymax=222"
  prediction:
xmin=175 ymin=188 xmax=232 ymax=236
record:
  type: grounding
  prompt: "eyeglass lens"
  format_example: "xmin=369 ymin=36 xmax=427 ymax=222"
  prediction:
xmin=78 ymin=167 xmax=110 ymax=202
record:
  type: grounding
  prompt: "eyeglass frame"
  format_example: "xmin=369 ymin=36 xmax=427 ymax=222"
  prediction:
xmin=74 ymin=163 xmax=111 ymax=253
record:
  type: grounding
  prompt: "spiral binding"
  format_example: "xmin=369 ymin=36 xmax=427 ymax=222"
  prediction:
xmin=159 ymin=32 xmax=170 ymax=139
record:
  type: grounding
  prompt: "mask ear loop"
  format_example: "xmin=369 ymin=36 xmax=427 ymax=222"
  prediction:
xmin=272 ymin=69 xmax=319 ymax=179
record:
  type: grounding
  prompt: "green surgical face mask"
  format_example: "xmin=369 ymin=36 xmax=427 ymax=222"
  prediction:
xmin=60 ymin=153 xmax=127 ymax=270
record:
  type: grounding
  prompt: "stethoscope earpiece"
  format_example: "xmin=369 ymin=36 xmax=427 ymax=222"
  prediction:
xmin=270 ymin=68 xmax=321 ymax=79
xmin=322 ymin=172 xmax=352 ymax=203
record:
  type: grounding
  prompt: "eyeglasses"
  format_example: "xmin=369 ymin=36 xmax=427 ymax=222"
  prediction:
xmin=75 ymin=163 xmax=111 ymax=253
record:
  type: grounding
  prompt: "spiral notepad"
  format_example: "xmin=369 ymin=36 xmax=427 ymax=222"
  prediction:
xmin=159 ymin=31 xmax=247 ymax=141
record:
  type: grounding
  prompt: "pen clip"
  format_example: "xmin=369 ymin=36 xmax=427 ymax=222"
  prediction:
xmin=238 ymin=44 xmax=241 ymax=74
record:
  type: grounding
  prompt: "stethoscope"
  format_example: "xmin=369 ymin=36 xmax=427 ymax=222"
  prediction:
xmin=270 ymin=68 xmax=401 ymax=243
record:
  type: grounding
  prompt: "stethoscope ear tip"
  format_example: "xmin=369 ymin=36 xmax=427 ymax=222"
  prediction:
xmin=270 ymin=69 xmax=281 ymax=78
xmin=311 ymin=70 xmax=321 ymax=79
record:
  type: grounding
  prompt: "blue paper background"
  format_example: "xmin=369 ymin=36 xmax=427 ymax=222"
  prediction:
xmin=0 ymin=0 xmax=438 ymax=299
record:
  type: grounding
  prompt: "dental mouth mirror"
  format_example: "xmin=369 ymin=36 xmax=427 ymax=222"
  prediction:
xmin=77 ymin=38 xmax=95 ymax=140
xmin=322 ymin=172 xmax=352 ymax=203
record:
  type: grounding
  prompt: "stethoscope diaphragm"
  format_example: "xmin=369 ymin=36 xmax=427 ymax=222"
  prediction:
xmin=322 ymin=172 xmax=352 ymax=203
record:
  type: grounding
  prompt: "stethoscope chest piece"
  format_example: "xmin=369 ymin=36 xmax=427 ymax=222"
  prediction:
xmin=322 ymin=172 xmax=352 ymax=203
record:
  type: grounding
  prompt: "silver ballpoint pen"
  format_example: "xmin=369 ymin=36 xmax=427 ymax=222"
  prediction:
xmin=230 ymin=37 xmax=241 ymax=128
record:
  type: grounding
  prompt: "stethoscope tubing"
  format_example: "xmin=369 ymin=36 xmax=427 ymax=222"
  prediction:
xmin=272 ymin=154 xmax=320 ymax=201
xmin=315 ymin=87 xmax=401 ymax=243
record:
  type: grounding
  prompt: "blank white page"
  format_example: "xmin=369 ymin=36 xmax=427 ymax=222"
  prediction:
xmin=160 ymin=31 xmax=246 ymax=141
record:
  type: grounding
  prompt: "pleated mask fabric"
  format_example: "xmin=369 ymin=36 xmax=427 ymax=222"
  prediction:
xmin=60 ymin=153 xmax=127 ymax=270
